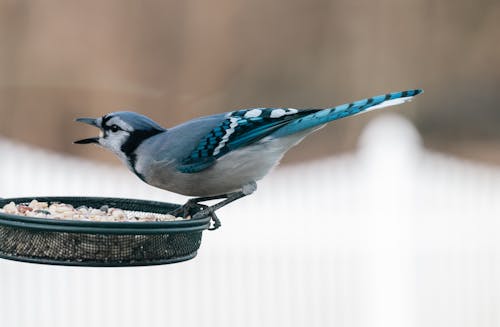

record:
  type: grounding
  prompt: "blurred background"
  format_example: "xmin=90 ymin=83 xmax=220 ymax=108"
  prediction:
xmin=1 ymin=0 xmax=500 ymax=326
xmin=1 ymin=0 xmax=499 ymax=164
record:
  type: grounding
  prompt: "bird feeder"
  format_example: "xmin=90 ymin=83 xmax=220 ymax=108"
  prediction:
xmin=0 ymin=196 xmax=213 ymax=266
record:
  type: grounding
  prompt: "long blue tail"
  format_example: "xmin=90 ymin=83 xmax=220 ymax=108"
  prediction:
xmin=272 ymin=89 xmax=423 ymax=138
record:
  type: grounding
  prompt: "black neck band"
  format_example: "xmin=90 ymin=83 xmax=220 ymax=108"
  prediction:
xmin=121 ymin=129 xmax=164 ymax=157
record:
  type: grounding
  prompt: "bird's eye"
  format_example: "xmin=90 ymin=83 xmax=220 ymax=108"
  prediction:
xmin=110 ymin=124 xmax=120 ymax=133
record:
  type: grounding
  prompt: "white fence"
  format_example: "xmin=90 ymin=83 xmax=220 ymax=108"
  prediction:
xmin=0 ymin=114 xmax=499 ymax=327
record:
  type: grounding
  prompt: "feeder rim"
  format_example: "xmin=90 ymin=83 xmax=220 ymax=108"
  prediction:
xmin=0 ymin=252 xmax=198 ymax=267
xmin=0 ymin=196 xmax=211 ymax=235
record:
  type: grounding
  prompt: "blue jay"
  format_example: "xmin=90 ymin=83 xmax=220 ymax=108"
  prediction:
xmin=76 ymin=89 xmax=422 ymax=226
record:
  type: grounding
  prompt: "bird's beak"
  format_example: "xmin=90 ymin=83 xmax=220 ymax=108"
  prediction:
xmin=74 ymin=137 xmax=99 ymax=144
xmin=75 ymin=117 xmax=98 ymax=127
xmin=74 ymin=117 xmax=100 ymax=145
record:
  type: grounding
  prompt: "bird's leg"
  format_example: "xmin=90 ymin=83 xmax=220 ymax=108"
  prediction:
xmin=194 ymin=181 xmax=257 ymax=230
xmin=195 ymin=182 xmax=257 ymax=216
xmin=172 ymin=182 xmax=257 ymax=230
xmin=170 ymin=194 xmax=231 ymax=218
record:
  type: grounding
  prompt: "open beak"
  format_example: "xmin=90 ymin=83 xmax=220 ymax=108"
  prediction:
xmin=74 ymin=117 xmax=100 ymax=145
xmin=74 ymin=137 xmax=99 ymax=144
xmin=75 ymin=117 xmax=98 ymax=127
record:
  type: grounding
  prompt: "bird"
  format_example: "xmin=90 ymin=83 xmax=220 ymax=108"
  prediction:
xmin=75 ymin=89 xmax=423 ymax=226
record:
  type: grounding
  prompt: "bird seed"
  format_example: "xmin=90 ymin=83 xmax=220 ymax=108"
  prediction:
xmin=0 ymin=199 xmax=187 ymax=222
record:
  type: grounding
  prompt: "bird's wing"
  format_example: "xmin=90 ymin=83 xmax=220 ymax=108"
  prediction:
xmin=177 ymin=108 xmax=320 ymax=173
xmin=177 ymin=89 xmax=423 ymax=173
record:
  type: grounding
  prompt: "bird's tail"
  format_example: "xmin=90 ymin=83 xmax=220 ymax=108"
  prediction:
xmin=271 ymin=89 xmax=423 ymax=138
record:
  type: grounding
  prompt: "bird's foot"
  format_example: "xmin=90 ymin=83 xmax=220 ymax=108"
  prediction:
xmin=193 ymin=207 xmax=221 ymax=230
xmin=172 ymin=182 xmax=257 ymax=230
xmin=170 ymin=198 xmax=207 ymax=218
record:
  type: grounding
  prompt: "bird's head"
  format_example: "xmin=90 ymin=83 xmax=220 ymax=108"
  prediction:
xmin=75 ymin=111 xmax=166 ymax=160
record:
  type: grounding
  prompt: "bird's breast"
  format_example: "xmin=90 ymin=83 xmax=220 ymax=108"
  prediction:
xmin=133 ymin=130 xmax=312 ymax=197
xmin=134 ymin=143 xmax=282 ymax=197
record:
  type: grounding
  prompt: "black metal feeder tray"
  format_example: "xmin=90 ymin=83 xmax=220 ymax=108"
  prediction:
xmin=0 ymin=197 xmax=212 ymax=267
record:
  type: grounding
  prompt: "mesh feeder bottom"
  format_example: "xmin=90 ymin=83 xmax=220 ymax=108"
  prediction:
xmin=0 ymin=197 xmax=212 ymax=267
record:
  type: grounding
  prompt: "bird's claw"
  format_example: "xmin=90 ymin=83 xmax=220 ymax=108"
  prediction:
xmin=193 ymin=207 xmax=221 ymax=230
xmin=171 ymin=199 xmax=206 ymax=218
xmin=170 ymin=182 xmax=257 ymax=230
xmin=171 ymin=199 xmax=221 ymax=230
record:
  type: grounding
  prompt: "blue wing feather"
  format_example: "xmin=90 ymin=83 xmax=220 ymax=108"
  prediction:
xmin=270 ymin=89 xmax=422 ymax=138
xmin=178 ymin=89 xmax=422 ymax=173
xmin=177 ymin=108 xmax=318 ymax=173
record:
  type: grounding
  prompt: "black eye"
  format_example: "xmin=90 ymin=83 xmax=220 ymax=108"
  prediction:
xmin=110 ymin=124 xmax=120 ymax=133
